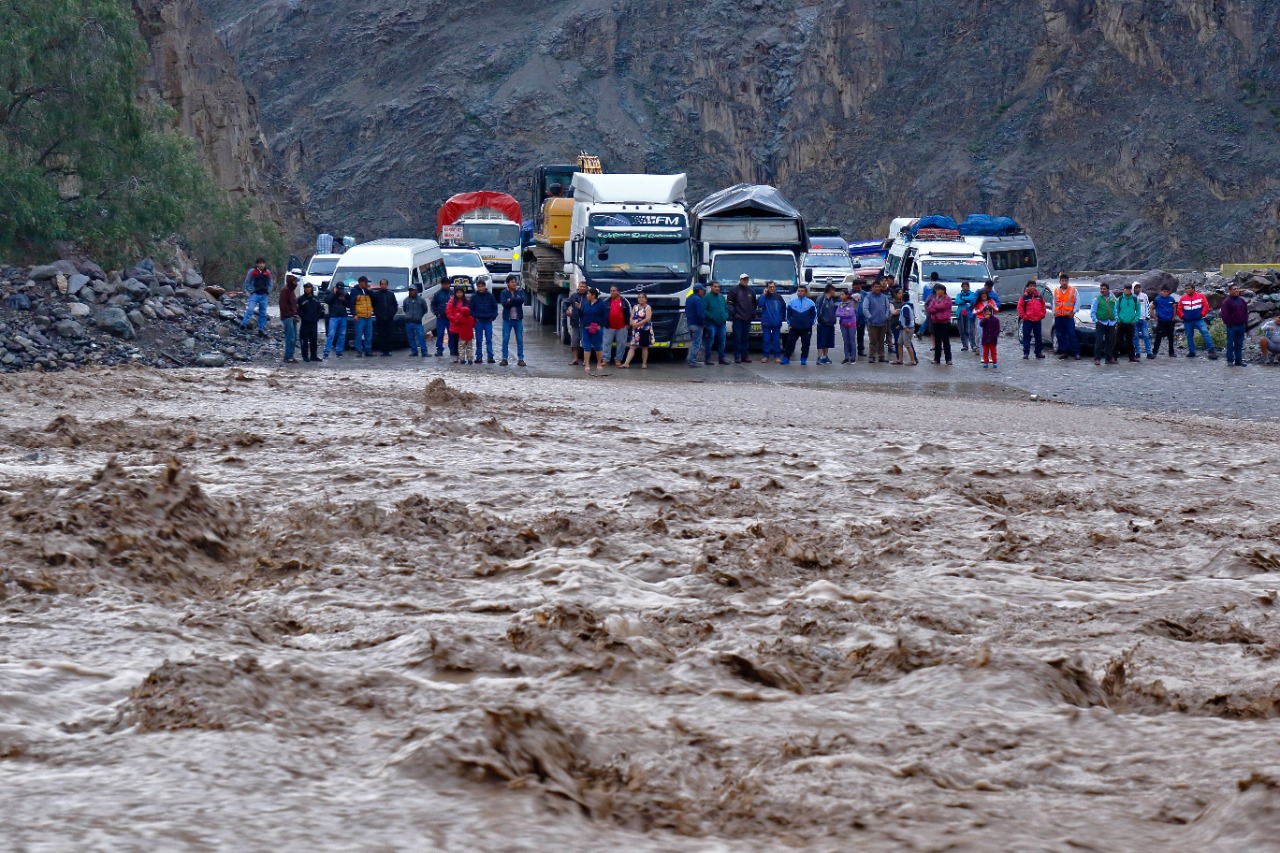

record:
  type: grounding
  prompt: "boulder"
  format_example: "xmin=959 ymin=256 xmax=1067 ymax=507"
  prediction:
xmin=54 ymin=319 xmax=85 ymax=339
xmin=124 ymin=265 xmax=157 ymax=285
xmin=195 ymin=352 xmax=226 ymax=367
xmin=107 ymin=294 xmax=131 ymax=308
xmin=67 ymin=274 xmax=90 ymax=296
xmin=183 ymin=269 xmax=204 ymax=287
xmin=157 ymin=284 xmax=175 ymax=298
xmin=55 ymin=274 xmax=68 ymax=294
xmin=75 ymin=260 xmax=107 ymax=280
xmin=67 ymin=303 xmax=91 ymax=318
xmin=204 ymin=285 xmax=226 ymax=301
xmin=127 ymin=309 xmax=146 ymax=328
xmin=29 ymin=260 xmax=79 ymax=280
xmin=94 ymin=307 xmax=135 ymax=339
xmin=5 ymin=294 xmax=32 ymax=311
xmin=123 ymin=279 xmax=151 ymax=301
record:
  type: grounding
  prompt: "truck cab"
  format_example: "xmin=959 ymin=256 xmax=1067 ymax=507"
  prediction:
xmin=559 ymin=173 xmax=695 ymax=349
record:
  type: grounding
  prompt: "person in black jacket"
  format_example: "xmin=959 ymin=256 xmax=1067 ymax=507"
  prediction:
xmin=498 ymin=274 xmax=527 ymax=366
xmin=369 ymin=278 xmax=399 ymax=356
xmin=296 ymin=283 xmax=324 ymax=362
xmin=430 ymin=284 xmax=452 ymax=357
xmin=323 ymin=283 xmax=349 ymax=359
xmin=468 ymin=278 xmax=499 ymax=364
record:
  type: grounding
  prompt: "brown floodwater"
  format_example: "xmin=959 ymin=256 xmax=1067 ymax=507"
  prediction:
xmin=1 ymin=365 xmax=1278 ymax=851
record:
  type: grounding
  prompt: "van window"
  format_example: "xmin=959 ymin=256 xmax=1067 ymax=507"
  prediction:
xmin=884 ymin=254 xmax=902 ymax=279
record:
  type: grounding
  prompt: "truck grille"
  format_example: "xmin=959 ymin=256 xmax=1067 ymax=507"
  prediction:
xmin=483 ymin=262 xmax=513 ymax=274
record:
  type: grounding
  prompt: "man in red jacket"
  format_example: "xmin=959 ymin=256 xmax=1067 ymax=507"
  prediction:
xmin=279 ymin=269 xmax=300 ymax=363
xmin=1017 ymin=281 xmax=1047 ymax=359
xmin=1176 ymin=282 xmax=1218 ymax=359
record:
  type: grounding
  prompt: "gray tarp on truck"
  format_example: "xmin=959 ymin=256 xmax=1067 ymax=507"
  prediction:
xmin=692 ymin=184 xmax=805 ymax=231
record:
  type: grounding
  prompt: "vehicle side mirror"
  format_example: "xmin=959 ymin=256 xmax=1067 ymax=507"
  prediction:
xmin=698 ymin=264 xmax=710 ymax=279
xmin=804 ymin=268 xmax=814 ymax=283
xmin=563 ymin=263 xmax=573 ymax=275
xmin=852 ymin=260 xmax=862 ymax=268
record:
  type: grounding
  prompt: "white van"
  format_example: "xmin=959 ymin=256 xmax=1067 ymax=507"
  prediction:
xmin=440 ymin=248 xmax=491 ymax=292
xmin=303 ymin=253 xmax=343 ymax=292
xmin=963 ymin=233 xmax=1038 ymax=295
xmin=884 ymin=230 xmax=993 ymax=323
xmin=802 ymin=251 xmax=856 ymax=292
xmin=329 ymin=239 xmax=446 ymax=301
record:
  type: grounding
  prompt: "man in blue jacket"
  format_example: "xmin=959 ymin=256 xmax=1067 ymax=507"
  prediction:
xmin=430 ymin=284 xmax=452 ymax=357
xmin=498 ymin=274 xmax=527 ymax=366
xmin=954 ymin=282 xmax=978 ymax=352
xmin=781 ymin=285 xmax=816 ymax=365
xmin=685 ymin=282 xmax=707 ymax=368
xmin=469 ymin=278 xmax=500 ymax=363
xmin=862 ymin=280 xmax=893 ymax=363
xmin=758 ymin=280 xmax=786 ymax=363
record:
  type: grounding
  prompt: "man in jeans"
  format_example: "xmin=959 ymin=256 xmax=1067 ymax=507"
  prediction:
xmin=1016 ymin=281 xmax=1047 ymax=359
xmin=728 ymin=274 xmax=757 ymax=364
xmin=241 ymin=257 xmax=272 ymax=334
xmin=1177 ymin=281 xmax=1218 ymax=359
xmin=564 ymin=280 xmax=588 ymax=365
xmin=1053 ymin=273 xmax=1081 ymax=360
xmin=401 ymin=285 xmax=429 ymax=357
xmin=601 ymin=285 xmax=631 ymax=365
xmin=685 ymin=282 xmax=707 ymax=368
xmin=279 ymin=269 xmax=299 ymax=363
xmin=498 ymin=274 xmax=527 ymax=366
xmin=469 ymin=278 xmax=499 ymax=363
xmin=430 ymin=282 xmax=452 ymax=357
xmin=1114 ymin=283 xmax=1141 ymax=363
xmin=350 ymin=276 xmax=375 ymax=356
xmin=370 ymin=278 xmax=399 ymax=357
xmin=704 ymin=280 xmax=729 ymax=365
xmin=1219 ymin=283 xmax=1250 ymax=367
xmin=1132 ymin=282 xmax=1154 ymax=359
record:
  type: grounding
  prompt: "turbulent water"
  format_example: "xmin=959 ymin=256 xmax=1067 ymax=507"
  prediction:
xmin=2 ymin=366 xmax=1278 ymax=851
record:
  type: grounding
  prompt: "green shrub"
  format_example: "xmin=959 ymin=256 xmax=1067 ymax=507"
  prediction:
xmin=1209 ymin=318 xmax=1228 ymax=349
xmin=0 ymin=0 xmax=280 ymax=275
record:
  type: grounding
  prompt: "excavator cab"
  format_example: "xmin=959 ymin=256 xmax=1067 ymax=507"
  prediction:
xmin=532 ymin=165 xmax=577 ymax=235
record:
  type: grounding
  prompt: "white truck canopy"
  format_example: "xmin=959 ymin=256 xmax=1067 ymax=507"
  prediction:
xmin=570 ymin=173 xmax=687 ymax=205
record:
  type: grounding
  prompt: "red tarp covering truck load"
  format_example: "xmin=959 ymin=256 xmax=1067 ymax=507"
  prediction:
xmin=435 ymin=192 xmax=523 ymax=235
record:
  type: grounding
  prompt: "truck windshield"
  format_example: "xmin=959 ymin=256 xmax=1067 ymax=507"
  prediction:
xmin=712 ymin=253 xmax=798 ymax=293
xmin=921 ymin=259 xmax=989 ymax=282
xmin=804 ymin=254 xmax=853 ymax=270
xmin=307 ymin=257 xmax=339 ymax=276
xmin=462 ymin=222 xmax=520 ymax=248
xmin=586 ymin=238 xmax=690 ymax=278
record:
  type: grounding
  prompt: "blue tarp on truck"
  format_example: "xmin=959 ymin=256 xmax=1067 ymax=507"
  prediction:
xmin=958 ymin=214 xmax=1021 ymax=237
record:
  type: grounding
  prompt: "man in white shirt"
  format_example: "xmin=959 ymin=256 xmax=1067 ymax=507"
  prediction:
xmin=1132 ymin=281 xmax=1153 ymax=359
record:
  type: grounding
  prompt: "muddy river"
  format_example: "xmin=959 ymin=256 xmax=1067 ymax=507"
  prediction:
xmin=1 ymin=366 xmax=1277 ymax=851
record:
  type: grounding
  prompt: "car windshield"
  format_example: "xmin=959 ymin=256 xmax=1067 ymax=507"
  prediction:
xmin=330 ymin=268 xmax=410 ymax=291
xmin=585 ymin=238 xmax=690 ymax=278
xmin=1075 ymin=286 xmax=1102 ymax=308
xmin=444 ymin=251 xmax=487 ymax=272
xmin=307 ymin=257 xmax=339 ymax=276
xmin=712 ymin=253 xmax=799 ymax=293
xmin=921 ymin=260 xmax=990 ymax=282
xmin=805 ymin=254 xmax=853 ymax=270
xmin=462 ymin=222 xmax=520 ymax=249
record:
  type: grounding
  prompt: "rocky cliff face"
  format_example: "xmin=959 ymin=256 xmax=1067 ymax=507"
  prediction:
xmin=198 ymin=0 xmax=1280 ymax=269
xmin=132 ymin=0 xmax=306 ymax=242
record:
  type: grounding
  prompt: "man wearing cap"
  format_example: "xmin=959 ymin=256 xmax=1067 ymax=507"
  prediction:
xmin=728 ymin=274 xmax=757 ymax=364
xmin=685 ymin=282 xmax=707 ymax=368
xmin=279 ymin=268 xmax=300 ymax=363
xmin=351 ymin=276 xmax=375 ymax=356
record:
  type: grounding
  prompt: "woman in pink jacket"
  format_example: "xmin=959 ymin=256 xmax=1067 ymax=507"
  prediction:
xmin=926 ymin=282 xmax=954 ymax=364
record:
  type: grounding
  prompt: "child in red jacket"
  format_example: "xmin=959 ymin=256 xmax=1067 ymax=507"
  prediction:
xmin=446 ymin=291 xmax=476 ymax=364
xmin=979 ymin=305 xmax=1001 ymax=369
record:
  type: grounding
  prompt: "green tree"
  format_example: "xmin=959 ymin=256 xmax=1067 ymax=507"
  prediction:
xmin=0 ymin=0 xmax=281 ymax=275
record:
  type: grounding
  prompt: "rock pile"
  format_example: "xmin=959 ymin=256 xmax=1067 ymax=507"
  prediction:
xmin=0 ymin=260 xmax=281 ymax=373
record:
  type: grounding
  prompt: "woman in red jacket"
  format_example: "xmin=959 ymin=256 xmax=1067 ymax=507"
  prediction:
xmin=926 ymin=283 xmax=954 ymax=364
xmin=446 ymin=289 xmax=477 ymax=364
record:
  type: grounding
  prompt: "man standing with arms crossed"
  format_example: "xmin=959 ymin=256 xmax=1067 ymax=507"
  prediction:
xmin=498 ymin=274 xmax=527 ymax=366
xmin=469 ymin=278 xmax=499 ymax=363
xmin=350 ymin=276 xmax=375 ymax=357
xmin=728 ymin=273 xmax=757 ymax=364
xmin=704 ymin=280 xmax=729 ymax=365
xmin=862 ymin=279 xmax=892 ymax=363
xmin=1054 ymin=273 xmax=1081 ymax=360
xmin=1177 ymin=281 xmax=1219 ymax=360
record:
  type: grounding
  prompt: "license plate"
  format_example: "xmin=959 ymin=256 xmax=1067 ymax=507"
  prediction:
xmin=651 ymin=341 xmax=669 ymax=348
xmin=751 ymin=323 xmax=762 ymax=334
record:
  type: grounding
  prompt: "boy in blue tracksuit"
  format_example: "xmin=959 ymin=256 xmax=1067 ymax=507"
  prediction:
xmin=758 ymin=281 xmax=786 ymax=362
xmin=782 ymin=285 xmax=817 ymax=365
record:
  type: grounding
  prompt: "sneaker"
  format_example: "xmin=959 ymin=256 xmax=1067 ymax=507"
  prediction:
xmin=1207 ymin=352 xmax=1219 ymax=361
xmin=849 ymin=358 xmax=856 ymax=364
xmin=993 ymin=363 xmax=998 ymax=369
xmin=718 ymin=359 xmax=730 ymax=365
xmin=488 ymin=358 xmax=496 ymax=364
xmin=1023 ymin=354 xmax=1029 ymax=359
xmin=780 ymin=357 xmax=790 ymax=365
xmin=1072 ymin=355 xmax=1081 ymax=360
xmin=733 ymin=357 xmax=741 ymax=364
xmin=335 ymin=351 xmax=343 ymax=358
xmin=1186 ymin=352 xmax=1198 ymax=358
xmin=982 ymin=363 xmax=989 ymax=369
xmin=688 ymin=362 xmax=702 ymax=368
xmin=1035 ymin=354 xmax=1046 ymax=359
xmin=1146 ymin=353 xmax=1155 ymax=359
xmin=500 ymin=359 xmax=509 ymax=366
xmin=800 ymin=358 xmax=807 ymax=366
xmin=380 ymin=352 xmax=391 ymax=357
xmin=517 ymin=360 xmax=526 ymax=366
xmin=323 ymin=352 xmax=329 ymax=359
xmin=742 ymin=357 xmax=752 ymax=363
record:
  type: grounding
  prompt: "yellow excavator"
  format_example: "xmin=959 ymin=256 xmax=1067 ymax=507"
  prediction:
xmin=523 ymin=152 xmax=602 ymax=324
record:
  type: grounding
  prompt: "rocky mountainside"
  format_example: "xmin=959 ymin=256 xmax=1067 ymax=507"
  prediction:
xmin=133 ymin=0 xmax=307 ymax=240
xmin=198 ymin=0 xmax=1280 ymax=270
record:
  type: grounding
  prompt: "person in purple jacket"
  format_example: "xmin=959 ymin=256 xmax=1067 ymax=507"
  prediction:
xmin=1219 ymin=283 xmax=1250 ymax=367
